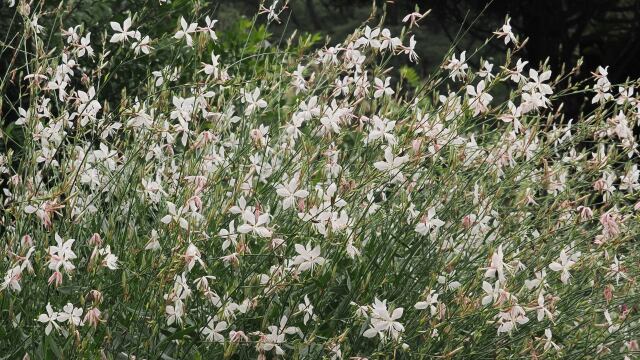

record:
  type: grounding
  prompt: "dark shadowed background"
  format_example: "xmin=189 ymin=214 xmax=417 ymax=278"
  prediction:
xmin=2 ymin=0 xmax=640 ymax=126
xmin=214 ymin=0 xmax=640 ymax=82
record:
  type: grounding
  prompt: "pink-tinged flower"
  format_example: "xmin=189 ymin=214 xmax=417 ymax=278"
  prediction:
xmin=48 ymin=271 xmax=63 ymax=287
xmin=493 ymin=17 xmax=517 ymax=45
xmin=237 ymin=209 xmax=272 ymax=238
xmin=47 ymin=233 xmax=77 ymax=273
xmin=495 ymin=305 xmax=529 ymax=334
xmin=1 ymin=265 xmax=23 ymax=292
xmin=183 ymin=243 xmax=206 ymax=271
xmin=275 ymin=175 xmax=309 ymax=210
xmin=599 ymin=212 xmax=620 ymax=237
xmin=577 ymin=206 xmax=593 ymax=220
xmin=229 ymin=330 xmax=249 ymax=343
xmin=402 ymin=10 xmax=430 ymax=28
xmin=83 ymin=307 xmax=102 ymax=328
xmin=415 ymin=207 xmax=445 ymax=235
xmin=89 ymin=233 xmax=103 ymax=247
xmin=485 ymin=245 xmax=508 ymax=283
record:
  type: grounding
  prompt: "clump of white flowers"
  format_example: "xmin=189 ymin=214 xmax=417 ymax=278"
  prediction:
xmin=1 ymin=1 xmax=639 ymax=358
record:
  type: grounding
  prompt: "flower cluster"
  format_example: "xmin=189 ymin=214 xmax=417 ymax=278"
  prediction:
xmin=1 ymin=1 xmax=639 ymax=359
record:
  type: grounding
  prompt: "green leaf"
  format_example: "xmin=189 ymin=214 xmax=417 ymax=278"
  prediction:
xmin=400 ymin=66 xmax=421 ymax=88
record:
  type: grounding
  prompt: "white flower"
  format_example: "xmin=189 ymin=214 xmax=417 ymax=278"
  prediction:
xmin=496 ymin=305 xmax=529 ymax=334
xmin=145 ymin=229 xmax=161 ymax=251
xmin=99 ymin=245 xmax=119 ymax=270
xmin=403 ymin=35 xmax=419 ymax=62
xmin=373 ymin=77 xmax=394 ymax=98
xmin=548 ymin=249 xmax=576 ymax=284
xmin=414 ymin=290 xmax=439 ymax=316
xmin=366 ymin=116 xmax=396 ymax=145
xmin=175 ymin=17 xmax=198 ymax=47
xmin=508 ymin=59 xmax=529 ymax=83
xmin=184 ymin=243 xmax=206 ymax=271
xmin=77 ymin=32 xmax=94 ymax=57
xmin=524 ymin=270 xmax=547 ymax=290
xmin=444 ymin=51 xmax=468 ymax=81
xmin=493 ymin=17 xmax=517 ymax=45
xmin=237 ymin=209 xmax=272 ymax=238
xmin=275 ymin=175 xmax=309 ymax=210
xmin=48 ymin=233 xmax=77 ymax=272
xmin=541 ymin=328 xmax=561 ymax=351
xmin=160 ymin=201 xmax=189 ymax=230
xmin=363 ymin=298 xmax=404 ymax=341
xmin=201 ymin=51 xmax=221 ymax=78
xmin=523 ymin=69 xmax=553 ymax=96
xmin=37 ymin=303 xmax=60 ymax=335
xmin=355 ymin=26 xmax=381 ymax=49
xmin=608 ymin=255 xmax=628 ymax=285
xmin=57 ymin=303 xmax=83 ymax=326
xmin=467 ymin=80 xmax=493 ymax=115
xmin=535 ymin=293 xmax=554 ymax=322
xmin=219 ymin=220 xmax=239 ymax=251
xmin=166 ymin=299 xmax=185 ymax=326
xmin=298 ymin=295 xmax=315 ymax=325
xmin=131 ymin=35 xmax=152 ymax=55
xmin=201 ymin=316 xmax=227 ymax=343
xmin=603 ymin=309 xmax=620 ymax=333
xmin=415 ymin=207 xmax=445 ymax=235
xmin=481 ymin=280 xmax=500 ymax=306
xmin=15 ymin=107 xmax=31 ymax=125
xmin=293 ymin=243 xmax=325 ymax=272
xmin=241 ymin=88 xmax=268 ymax=115
xmin=110 ymin=17 xmax=136 ymax=43
xmin=619 ymin=165 xmax=640 ymax=192
xmin=261 ymin=326 xmax=286 ymax=355
xmin=374 ymin=147 xmax=409 ymax=183
xmin=199 ymin=16 xmax=218 ymax=41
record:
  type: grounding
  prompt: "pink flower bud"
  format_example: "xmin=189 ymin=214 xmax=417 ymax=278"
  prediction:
xmin=577 ymin=206 xmax=593 ymax=220
xmin=603 ymin=285 xmax=613 ymax=303
xmin=21 ymin=234 xmax=33 ymax=247
xmin=10 ymin=175 xmax=21 ymax=186
xmin=83 ymin=307 xmax=102 ymax=328
xmin=87 ymin=289 xmax=103 ymax=304
xmin=462 ymin=215 xmax=474 ymax=229
xmin=229 ymin=330 xmax=248 ymax=343
xmin=599 ymin=212 xmax=620 ymax=237
xmin=48 ymin=271 xmax=63 ymax=287
xmin=412 ymin=139 xmax=422 ymax=153
xmin=593 ymin=179 xmax=606 ymax=192
xmin=89 ymin=233 xmax=102 ymax=247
